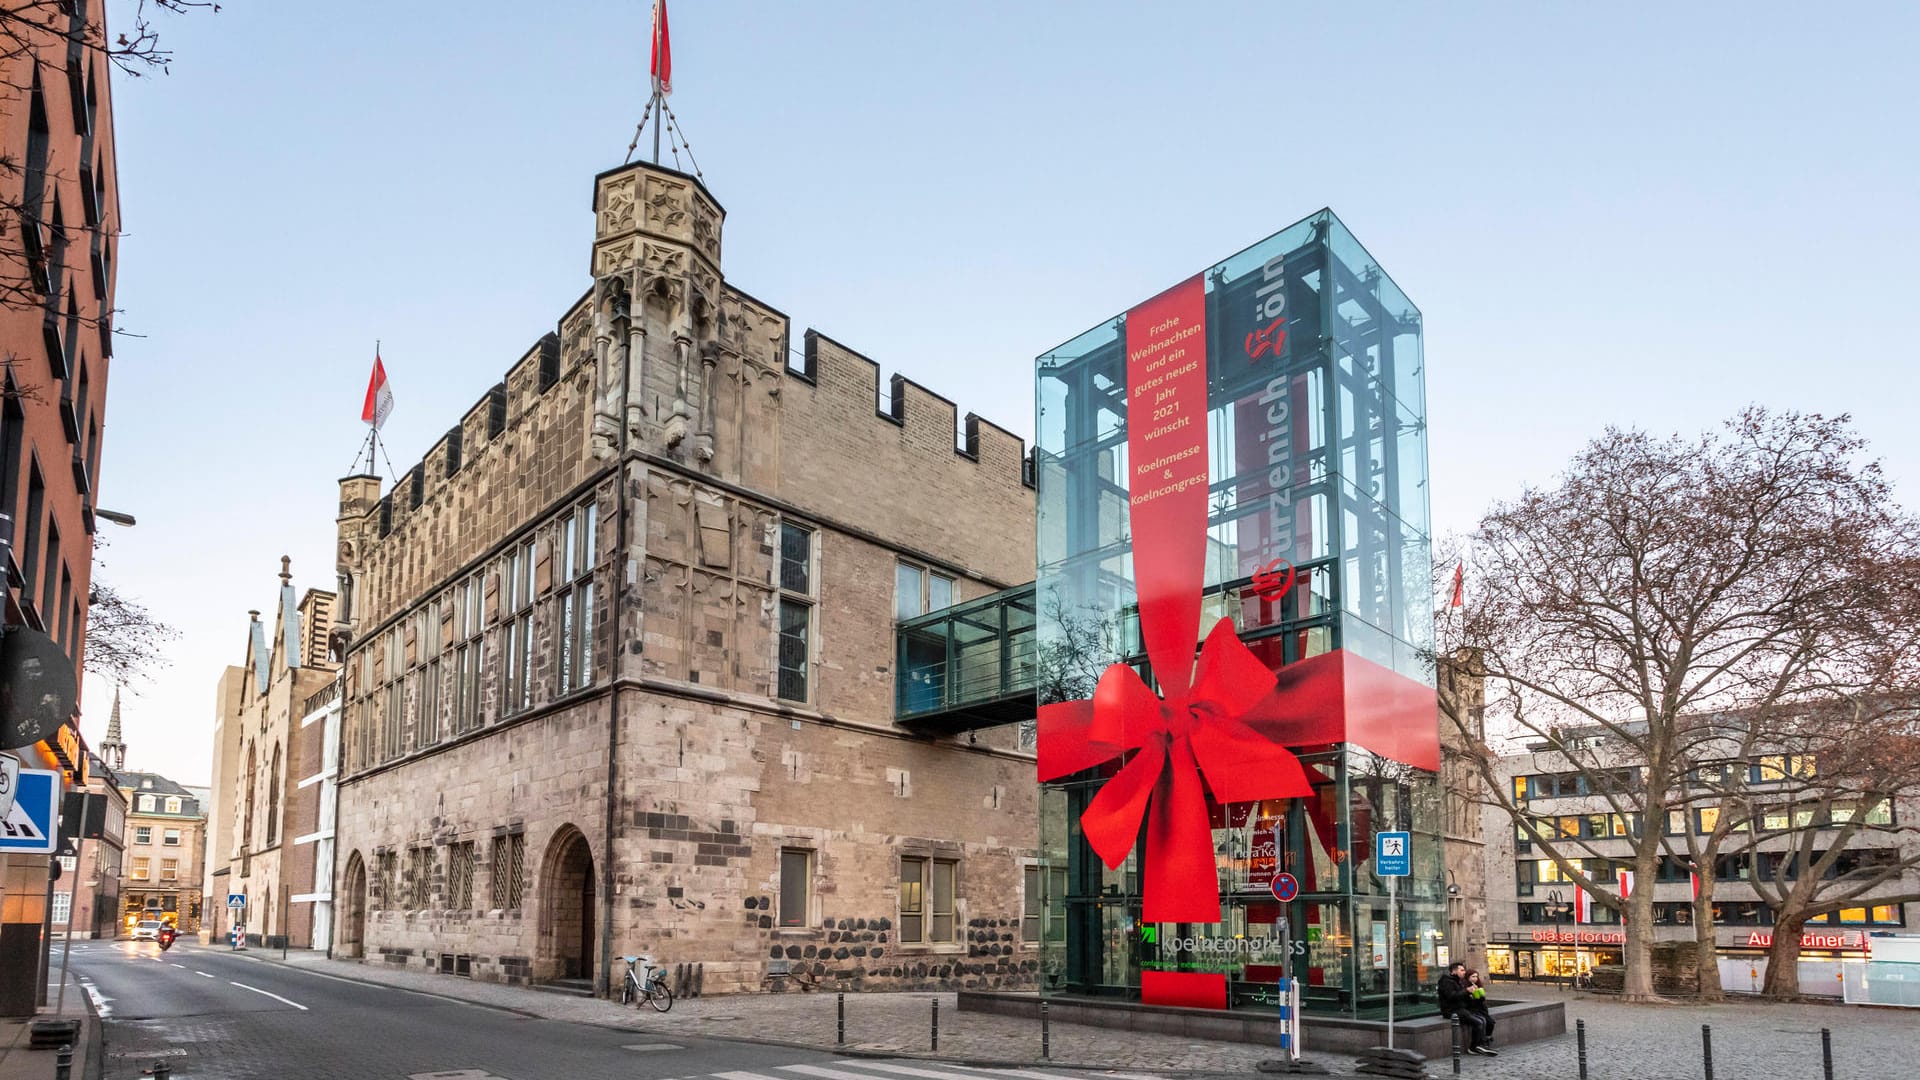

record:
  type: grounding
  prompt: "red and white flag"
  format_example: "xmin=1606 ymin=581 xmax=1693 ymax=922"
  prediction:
xmin=1616 ymin=868 xmax=1636 ymax=899
xmin=1574 ymin=887 xmax=1594 ymax=924
xmin=650 ymin=0 xmax=673 ymax=96
xmin=1691 ymin=870 xmax=1701 ymax=900
xmin=362 ymin=353 xmax=394 ymax=430
xmin=1449 ymin=562 xmax=1465 ymax=608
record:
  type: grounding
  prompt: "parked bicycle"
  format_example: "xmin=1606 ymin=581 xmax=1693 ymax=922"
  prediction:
xmin=621 ymin=955 xmax=674 ymax=1012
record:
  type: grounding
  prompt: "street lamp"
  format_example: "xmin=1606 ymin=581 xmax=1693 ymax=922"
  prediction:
xmin=1545 ymin=889 xmax=1570 ymax=993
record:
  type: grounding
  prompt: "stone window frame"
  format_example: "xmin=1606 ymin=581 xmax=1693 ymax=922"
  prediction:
xmin=130 ymin=855 xmax=149 ymax=881
xmin=1018 ymin=858 xmax=1066 ymax=948
xmin=381 ymin=630 xmax=405 ymax=762
xmin=164 ymin=796 xmax=181 ymax=815
xmin=501 ymin=538 xmax=537 ymax=717
xmin=897 ymin=849 xmax=963 ymax=952
xmin=447 ymin=840 xmax=476 ymax=911
xmin=489 ymin=827 xmax=526 ymax=912
xmin=894 ymin=559 xmax=956 ymax=622
xmin=555 ymin=499 xmax=599 ymax=696
xmin=451 ymin=573 xmax=487 ymax=736
xmin=132 ymin=825 xmax=150 ymax=845
xmin=162 ymin=828 xmax=180 ymax=846
xmin=406 ymin=844 xmax=434 ymax=912
xmin=414 ymin=596 xmax=446 ymax=750
xmin=777 ymin=846 xmax=815 ymax=929
xmin=775 ymin=520 xmax=816 ymax=705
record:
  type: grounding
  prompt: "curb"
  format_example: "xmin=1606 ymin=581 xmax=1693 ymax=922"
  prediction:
xmin=236 ymin=952 xmax=1244 ymax=1076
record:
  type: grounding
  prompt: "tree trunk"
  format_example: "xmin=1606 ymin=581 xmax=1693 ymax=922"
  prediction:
xmin=1761 ymin=914 xmax=1806 ymax=999
xmin=1621 ymin=861 xmax=1660 ymax=1001
xmin=1694 ymin=876 xmax=1723 ymax=1002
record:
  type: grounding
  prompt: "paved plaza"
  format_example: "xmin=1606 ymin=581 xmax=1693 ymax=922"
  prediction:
xmin=208 ymin=948 xmax=1912 ymax=1079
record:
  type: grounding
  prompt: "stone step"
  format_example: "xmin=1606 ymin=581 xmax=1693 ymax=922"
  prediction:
xmin=531 ymin=978 xmax=596 ymax=998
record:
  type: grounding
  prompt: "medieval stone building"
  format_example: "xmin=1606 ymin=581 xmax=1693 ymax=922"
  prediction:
xmin=204 ymin=560 xmax=339 ymax=947
xmin=330 ymin=159 xmax=1037 ymax=994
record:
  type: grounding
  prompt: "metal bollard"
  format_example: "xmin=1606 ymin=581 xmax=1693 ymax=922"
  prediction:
xmin=837 ymin=992 xmax=846 ymax=1046
xmin=1577 ymin=1018 xmax=1589 ymax=1080
xmin=54 ymin=1043 xmax=72 ymax=1080
xmin=1042 ymin=1000 xmax=1051 ymax=1060
xmin=152 ymin=1062 xmax=172 ymax=1080
xmin=1702 ymin=1024 xmax=1714 ymax=1080
xmin=1450 ymin=1014 xmax=1462 ymax=1075
xmin=1822 ymin=1027 xmax=1834 ymax=1080
xmin=931 ymin=997 xmax=939 ymax=1052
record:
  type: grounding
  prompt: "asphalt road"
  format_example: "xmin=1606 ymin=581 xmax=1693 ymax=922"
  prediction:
xmin=66 ymin=941 xmax=1128 ymax=1080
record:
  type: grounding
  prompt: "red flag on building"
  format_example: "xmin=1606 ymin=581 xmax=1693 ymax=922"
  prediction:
xmin=1449 ymin=562 xmax=1464 ymax=608
xmin=650 ymin=0 xmax=673 ymax=96
xmin=1574 ymin=887 xmax=1594 ymax=924
xmin=362 ymin=353 xmax=394 ymax=430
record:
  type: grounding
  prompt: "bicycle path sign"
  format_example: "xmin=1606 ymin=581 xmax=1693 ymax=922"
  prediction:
xmin=1375 ymin=831 xmax=1410 ymax=877
xmin=0 ymin=767 xmax=58 ymax=854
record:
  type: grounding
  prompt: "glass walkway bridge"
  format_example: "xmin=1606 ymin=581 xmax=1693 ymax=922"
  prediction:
xmin=895 ymin=583 xmax=1037 ymax=734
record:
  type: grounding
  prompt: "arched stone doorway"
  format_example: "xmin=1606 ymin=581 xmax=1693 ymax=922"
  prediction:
xmin=339 ymin=852 xmax=368 ymax=959
xmin=537 ymin=826 xmax=596 ymax=983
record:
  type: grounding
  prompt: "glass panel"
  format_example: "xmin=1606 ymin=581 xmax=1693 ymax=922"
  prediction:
xmin=780 ymin=523 xmax=812 ymax=594
xmin=928 ymin=573 xmax=954 ymax=613
xmin=931 ymin=860 xmax=955 ymax=942
xmin=896 ymin=563 xmax=924 ymax=620
xmin=779 ymin=849 xmax=809 ymax=927
xmin=778 ymin=599 xmax=809 ymax=701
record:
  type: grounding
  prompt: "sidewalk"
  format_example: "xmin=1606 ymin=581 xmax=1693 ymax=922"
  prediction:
xmin=0 ymin=974 xmax=100 ymax=1080
xmin=236 ymin=946 xmax=1275 ymax=1073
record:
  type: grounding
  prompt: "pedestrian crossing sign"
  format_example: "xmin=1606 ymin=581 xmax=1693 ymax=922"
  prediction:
xmin=0 ymin=767 xmax=58 ymax=854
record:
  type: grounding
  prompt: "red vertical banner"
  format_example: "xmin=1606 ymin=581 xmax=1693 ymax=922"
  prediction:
xmin=1124 ymin=274 xmax=1211 ymax=698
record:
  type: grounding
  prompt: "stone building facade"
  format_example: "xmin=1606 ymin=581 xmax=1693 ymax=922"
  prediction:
xmin=1438 ymin=651 xmax=1488 ymax=976
xmin=203 ymin=560 xmax=338 ymax=947
xmin=119 ymin=769 xmax=207 ymax=931
xmin=331 ymin=159 xmax=1037 ymax=995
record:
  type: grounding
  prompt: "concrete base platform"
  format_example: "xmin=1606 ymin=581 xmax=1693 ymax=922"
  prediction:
xmin=957 ymin=991 xmax=1566 ymax=1059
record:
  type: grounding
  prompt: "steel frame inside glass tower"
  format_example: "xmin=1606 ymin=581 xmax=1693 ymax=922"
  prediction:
xmin=1033 ymin=210 xmax=1443 ymax=1018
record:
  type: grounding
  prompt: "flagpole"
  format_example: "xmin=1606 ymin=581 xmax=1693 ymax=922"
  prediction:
xmin=652 ymin=87 xmax=662 ymax=164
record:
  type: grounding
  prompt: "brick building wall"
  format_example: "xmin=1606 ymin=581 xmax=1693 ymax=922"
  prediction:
xmin=0 ymin=0 xmax=123 ymax=1016
xmin=332 ymin=159 xmax=1039 ymax=994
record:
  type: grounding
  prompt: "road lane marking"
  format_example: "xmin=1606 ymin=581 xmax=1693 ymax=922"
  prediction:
xmin=774 ymin=1067 xmax=884 ymax=1080
xmin=170 ymin=963 xmax=185 ymax=968
xmin=195 ymin=971 xmax=215 ymax=978
xmin=831 ymin=1064 xmax=1088 ymax=1080
xmin=228 ymin=981 xmax=309 ymax=1010
xmin=714 ymin=1072 xmax=787 ymax=1080
xmin=621 ymin=1043 xmax=684 ymax=1051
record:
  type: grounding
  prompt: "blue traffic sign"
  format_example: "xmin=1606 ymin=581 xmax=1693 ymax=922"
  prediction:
xmin=1270 ymin=872 xmax=1300 ymax=903
xmin=1374 ymin=831 xmax=1411 ymax=877
xmin=0 ymin=767 xmax=59 ymax=854
xmin=227 ymin=894 xmax=247 ymax=908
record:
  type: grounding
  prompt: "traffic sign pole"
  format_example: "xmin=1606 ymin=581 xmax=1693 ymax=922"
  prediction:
xmin=1373 ymin=831 xmax=1412 ymax=1052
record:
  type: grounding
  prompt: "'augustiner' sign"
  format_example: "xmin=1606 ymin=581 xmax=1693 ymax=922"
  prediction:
xmin=1742 ymin=930 xmax=1869 ymax=952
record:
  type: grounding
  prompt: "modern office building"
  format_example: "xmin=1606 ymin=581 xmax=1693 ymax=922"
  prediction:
xmin=1484 ymin=744 xmax=1915 ymax=996
xmin=1032 ymin=211 xmax=1442 ymax=1018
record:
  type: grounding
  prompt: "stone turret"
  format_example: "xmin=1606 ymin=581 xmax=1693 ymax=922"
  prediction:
xmin=100 ymin=687 xmax=125 ymax=772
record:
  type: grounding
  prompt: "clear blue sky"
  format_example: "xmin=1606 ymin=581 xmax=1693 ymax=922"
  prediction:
xmin=88 ymin=1 xmax=1920 ymax=781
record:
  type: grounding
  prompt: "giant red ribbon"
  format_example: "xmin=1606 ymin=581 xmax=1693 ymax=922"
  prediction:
xmin=1037 ymin=623 xmax=1316 ymax=922
xmin=1035 ymin=276 xmax=1320 ymax=924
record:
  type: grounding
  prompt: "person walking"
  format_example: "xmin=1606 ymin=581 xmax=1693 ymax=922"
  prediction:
xmin=1438 ymin=961 xmax=1497 ymax=1056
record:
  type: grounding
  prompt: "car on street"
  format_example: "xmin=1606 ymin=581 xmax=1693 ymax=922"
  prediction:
xmin=131 ymin=919 xmax=164 ymax=941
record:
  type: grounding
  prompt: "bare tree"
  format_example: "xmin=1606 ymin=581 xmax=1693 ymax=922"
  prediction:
xmin=1443 ymin=408 xmax=1920 ymax=1001
xmin=0 ymin=1 xmax=214 ymax=324
xmin=84 ymin=577 xmax=174 ymax=686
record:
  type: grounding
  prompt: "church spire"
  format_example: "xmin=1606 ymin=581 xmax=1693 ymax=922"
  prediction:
xmin=102 ymin=686 xmax=126 ymax=772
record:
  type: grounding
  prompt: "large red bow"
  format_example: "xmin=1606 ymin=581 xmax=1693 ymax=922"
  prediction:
xmin=1038 ymin=620 xmax=1314 ymax=923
